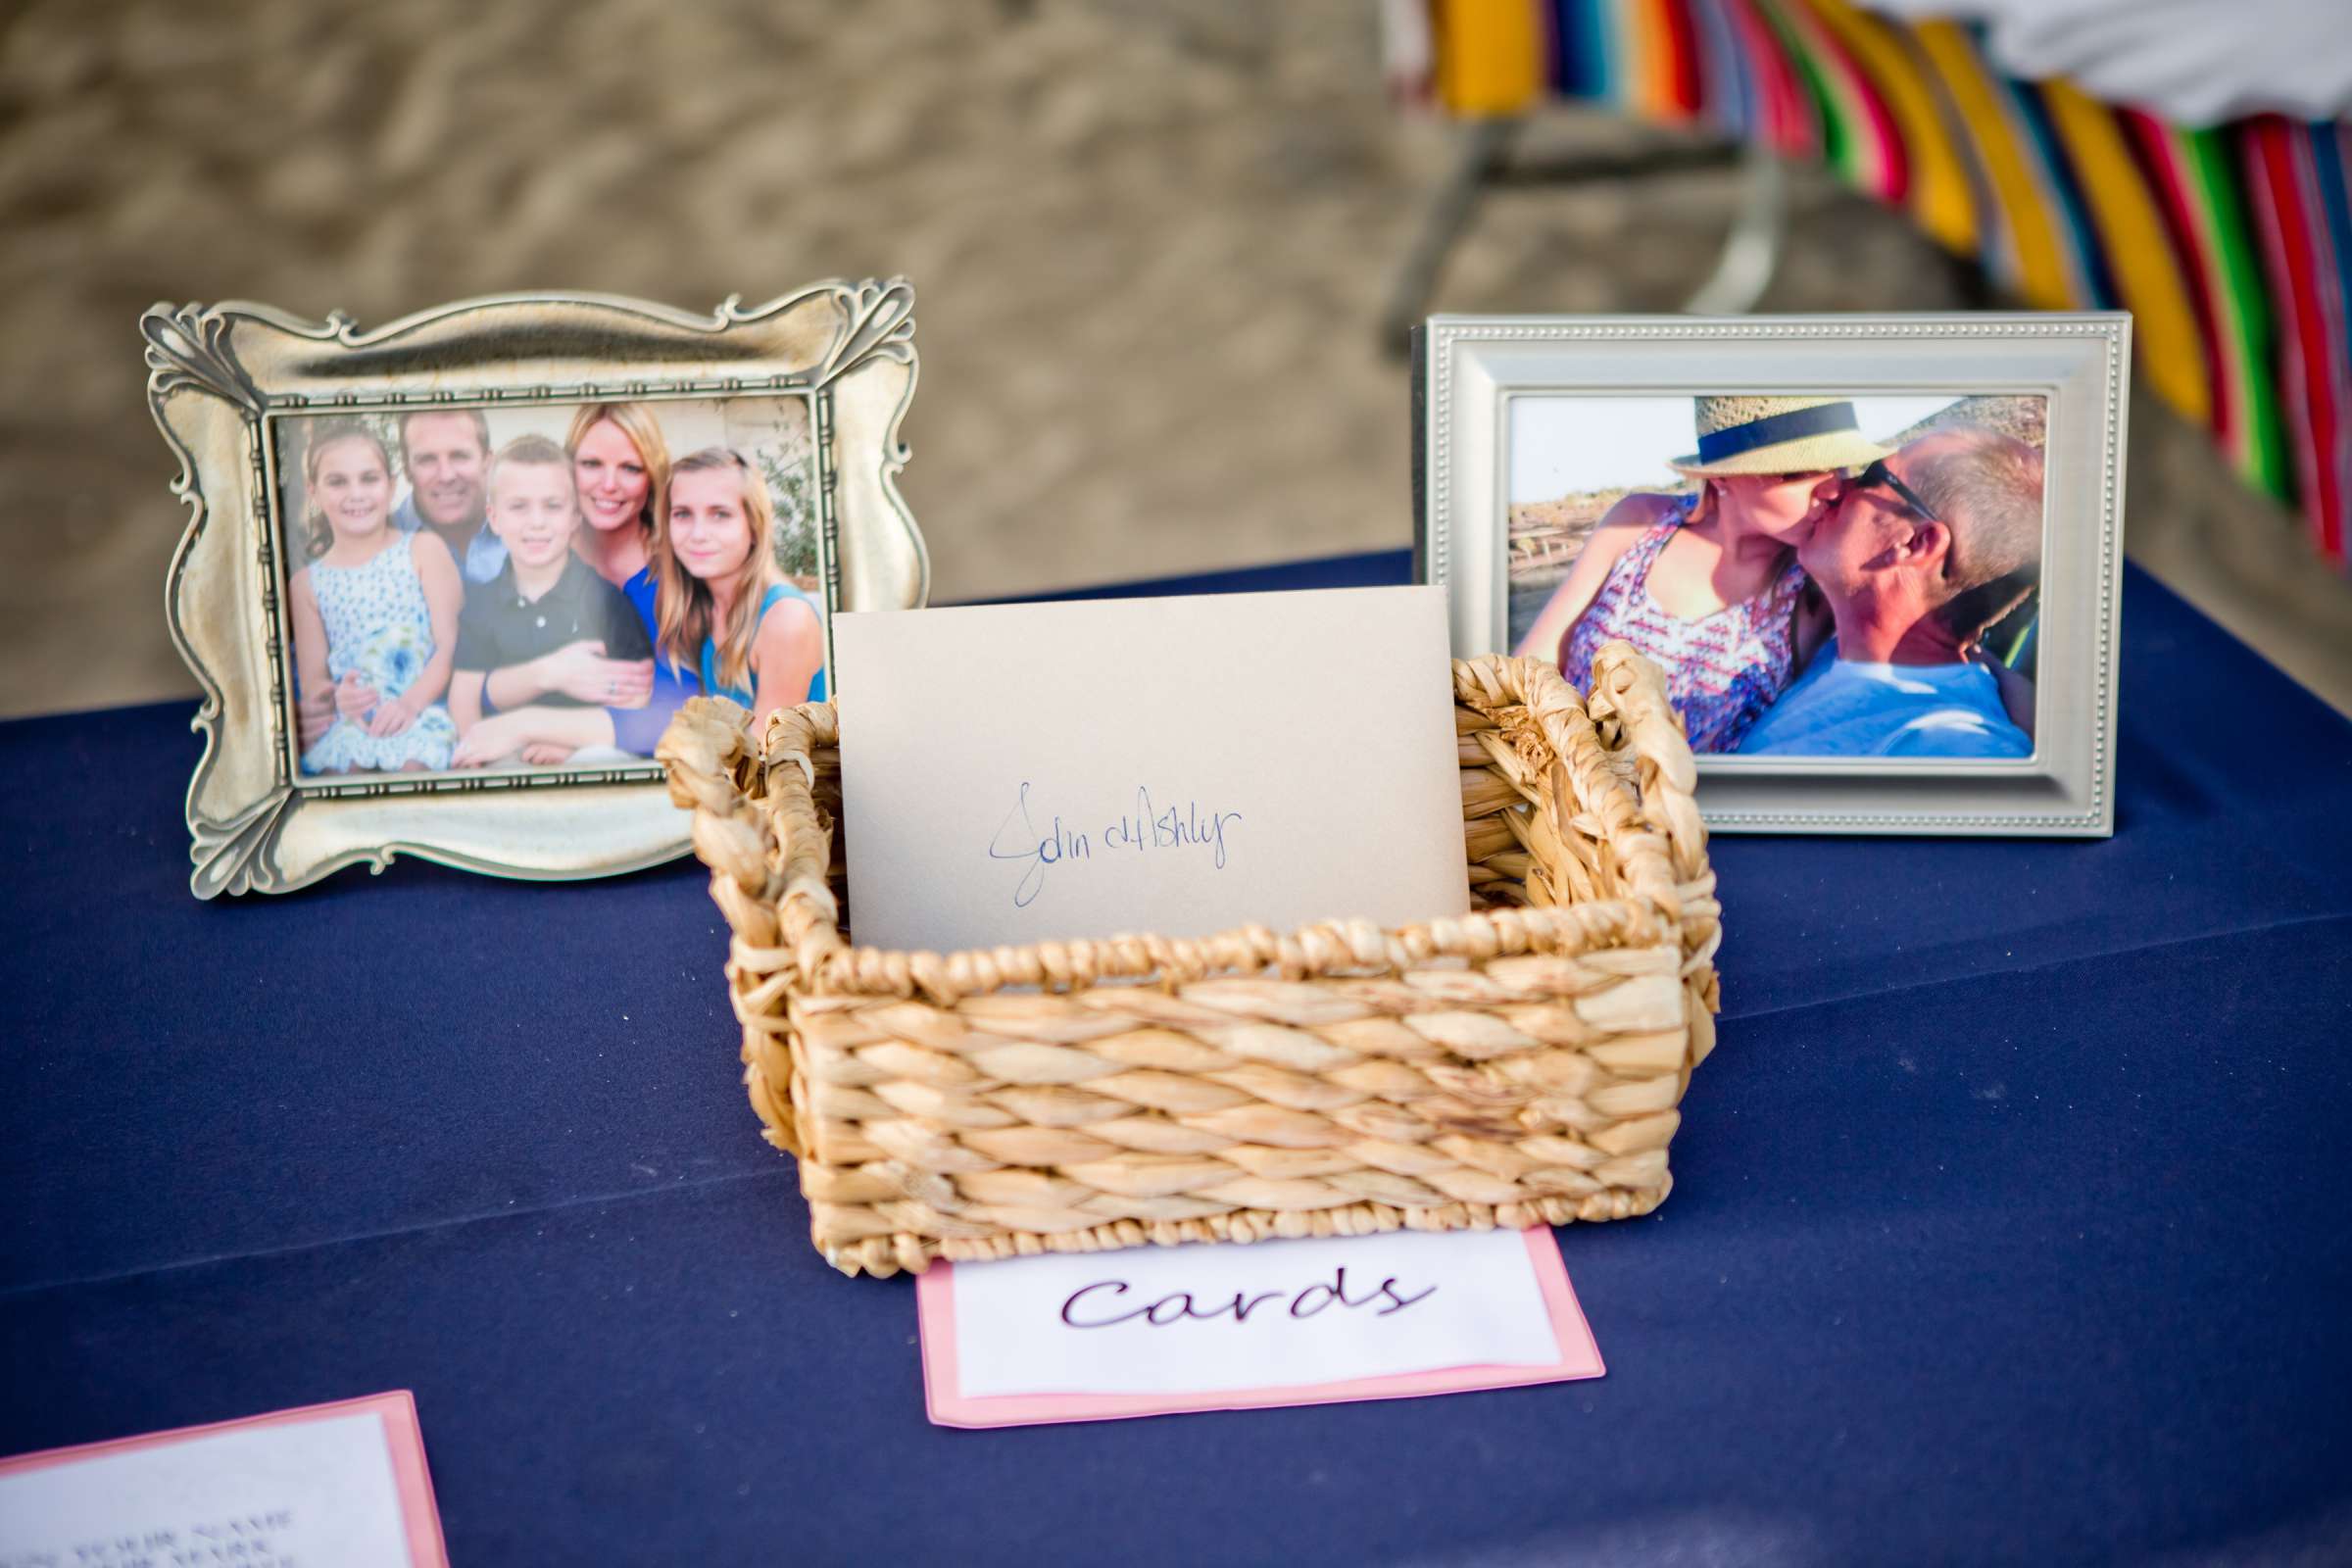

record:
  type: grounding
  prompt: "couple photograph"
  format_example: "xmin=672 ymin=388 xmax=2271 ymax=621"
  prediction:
xmin=276 ymin=395 xmax=827 ymax=779
xmin=1509 ymin=392 xmax=2047 ymax=760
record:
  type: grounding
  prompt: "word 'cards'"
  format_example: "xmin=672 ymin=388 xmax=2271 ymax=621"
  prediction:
xmin=918 ymin=1227 xmax=1604 ymax=1427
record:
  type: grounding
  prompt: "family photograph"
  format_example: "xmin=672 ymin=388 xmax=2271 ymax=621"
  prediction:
xmin=1510 ymin=393 xmax=2046 ymax=759
xmin=277 ymin=396 xmax=825 ymax=779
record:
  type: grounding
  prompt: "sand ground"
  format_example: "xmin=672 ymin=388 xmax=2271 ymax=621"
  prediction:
xmin=3 ymin=0 xmax=2345 ymax=718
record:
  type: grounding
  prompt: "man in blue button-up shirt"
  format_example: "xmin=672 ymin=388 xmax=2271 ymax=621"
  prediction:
xmin=1739 ymin=429 xmax=2041 ymax=759
xmin=392 ymin=408 xmax=507 ymax=585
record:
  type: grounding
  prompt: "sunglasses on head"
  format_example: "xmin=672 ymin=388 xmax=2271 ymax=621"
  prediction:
xmin=1848 ymin=458 xmax=1940 ymax=523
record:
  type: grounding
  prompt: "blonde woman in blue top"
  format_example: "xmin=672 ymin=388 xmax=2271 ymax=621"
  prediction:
xmin=657 ymin=447 xmax=826 ymax=725
xmin=569 ymin=401 xmax=689 ymax=754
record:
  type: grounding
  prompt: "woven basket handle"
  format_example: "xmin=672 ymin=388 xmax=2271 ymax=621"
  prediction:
xmin=1451 ymin=653 xmax=1682 ymax=931
xmin=1580 ymin=642 xmax=1718 ymax=998
xmin=657 ymin=696 xmax=844 ymax=956
xmin=1582 ymin=640 xmax=1708 ymax=887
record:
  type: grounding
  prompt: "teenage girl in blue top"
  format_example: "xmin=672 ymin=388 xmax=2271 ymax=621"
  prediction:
xmin=658 ymin=447 xmax=826 ymax=723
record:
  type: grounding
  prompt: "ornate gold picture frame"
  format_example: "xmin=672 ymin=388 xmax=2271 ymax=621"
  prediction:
xmin=142 ymin=281 xmax=925 ymax=897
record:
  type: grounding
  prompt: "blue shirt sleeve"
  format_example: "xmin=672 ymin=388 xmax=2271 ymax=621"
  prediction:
xmin=609 ymin=656 xmax=697 ymax=758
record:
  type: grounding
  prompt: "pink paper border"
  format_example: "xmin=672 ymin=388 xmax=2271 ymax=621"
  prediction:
xmin=0 ymin=1389 xmax=449 ymax=1567
xmin=918 ymin=1227 xmax=1603 ymax=1429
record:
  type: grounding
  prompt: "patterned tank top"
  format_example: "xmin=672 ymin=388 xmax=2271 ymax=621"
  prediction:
xmin=1558 ymin=498 xmax=1807 ymax=754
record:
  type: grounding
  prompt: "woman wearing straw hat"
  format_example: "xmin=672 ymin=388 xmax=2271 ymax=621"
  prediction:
xmin=1513 ymin=395 xmax=1887 ymax=753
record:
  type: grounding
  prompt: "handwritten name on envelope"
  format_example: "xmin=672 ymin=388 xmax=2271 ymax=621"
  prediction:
xmin=917 ymin=1228 xmax=1605 ymax=1427
xmin=0 ymin=1392 xmax=446 ymax=1568
xmin=990 ymin=783 xmax=1245 ymax=908
xmin=832 ymin=587 xmax=1470 ymax=954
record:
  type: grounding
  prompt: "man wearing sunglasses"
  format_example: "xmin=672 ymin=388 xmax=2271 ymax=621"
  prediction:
xmin=1736 ymin=428 xmax=2042 ymax=758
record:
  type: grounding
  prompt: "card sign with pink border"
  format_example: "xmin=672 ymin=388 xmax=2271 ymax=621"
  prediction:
xmin=0 ymin=1390 xmax=447 ymax=1567
xmin=918 ymin=1226 xmax=1603 ymax=1428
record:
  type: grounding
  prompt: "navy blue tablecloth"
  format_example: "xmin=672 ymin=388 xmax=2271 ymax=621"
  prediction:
xmin=5 ymin=554 xmax=2349 ymax=1565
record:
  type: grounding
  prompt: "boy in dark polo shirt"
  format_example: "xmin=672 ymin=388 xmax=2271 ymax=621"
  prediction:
xmin=446 ymin=435 xmax=652 ymax=764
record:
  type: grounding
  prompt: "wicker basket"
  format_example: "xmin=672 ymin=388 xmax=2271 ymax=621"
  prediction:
xmin=659 ymin=644 xmax=1720 ymax=1278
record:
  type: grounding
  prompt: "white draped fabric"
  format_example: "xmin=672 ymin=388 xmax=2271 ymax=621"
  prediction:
xmin=1869 ymin=0 xmax=2352 ymax=126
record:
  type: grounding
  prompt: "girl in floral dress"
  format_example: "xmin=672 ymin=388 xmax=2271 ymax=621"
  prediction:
xmin=287 ymin=423 xmax=463 ymax=774
xmin=1513 ymin=396 xmax=1888 ymax=754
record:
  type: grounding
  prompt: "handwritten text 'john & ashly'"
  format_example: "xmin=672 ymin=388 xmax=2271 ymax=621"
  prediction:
xmin=989 ymin=781 xmax=1244 ymax=908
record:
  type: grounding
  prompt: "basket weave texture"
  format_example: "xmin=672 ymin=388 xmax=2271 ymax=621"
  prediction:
xmin=660 ymin=645 xmax=1720 ymax=1278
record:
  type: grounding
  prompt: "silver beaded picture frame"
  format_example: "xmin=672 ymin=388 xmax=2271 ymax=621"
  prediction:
xmin=143 ymin=281 xmax=926 ymax=896
xmin=1414 ymin=313 xmax=2130 ymax=837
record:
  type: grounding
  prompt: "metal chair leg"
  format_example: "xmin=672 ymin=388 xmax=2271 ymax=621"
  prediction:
xmin=1682 ymin=137 xmax=1786 ymax=315
xmin=1382 ymin=119 xmax=1782 ymax=347
xmin=1380 ymin=117 xmax=1522 ymax=353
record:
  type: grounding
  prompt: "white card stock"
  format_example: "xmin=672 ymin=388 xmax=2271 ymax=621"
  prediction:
xmin=832 ymin=587 xmax=1470 ymax=954
xmin=0 ymin=1392 xmax=446 ymax=1567
xmin=918 ymin=1228 xmax=1605 ymax=1427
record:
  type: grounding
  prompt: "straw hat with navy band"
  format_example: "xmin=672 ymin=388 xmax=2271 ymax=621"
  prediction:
xmin=1669 ymin=396 xmax=1890 ymax=476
